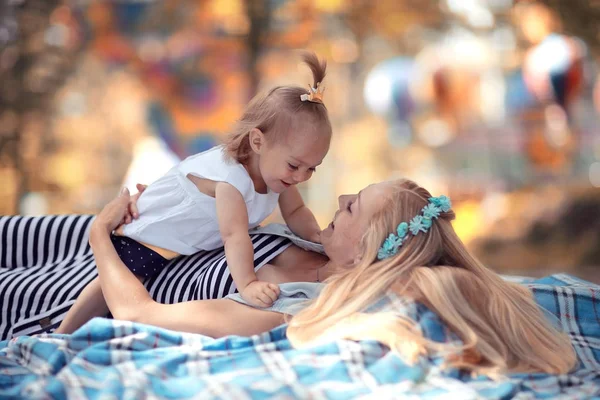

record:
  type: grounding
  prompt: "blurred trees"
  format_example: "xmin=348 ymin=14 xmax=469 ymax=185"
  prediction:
xmin=245 ymin=0 xmax=273 ymax=97
xmin=0 ymin=0 xmax=81 ymax=213
xmin=1 ymin=0 xmax=597 ymax=216
xmin=541 ymin=0 xmax=600 ymax=56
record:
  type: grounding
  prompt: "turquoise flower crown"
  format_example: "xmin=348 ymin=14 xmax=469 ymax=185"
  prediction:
xmin=377 ymin=195 xmax=452 ymax=260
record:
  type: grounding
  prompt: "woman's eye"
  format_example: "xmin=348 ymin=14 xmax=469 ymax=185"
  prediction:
xmin=288 ymin=163 xmax=299 ymax=170
xmin=309 ymin=167 xmax=317 ymax=172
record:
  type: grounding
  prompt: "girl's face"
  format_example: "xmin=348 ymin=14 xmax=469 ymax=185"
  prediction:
xmin=256 ymin=130 xmax=330 ymax=194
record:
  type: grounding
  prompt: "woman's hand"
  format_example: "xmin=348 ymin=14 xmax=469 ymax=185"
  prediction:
xmin=92 ymin=187 xmax=132 ymax=235
xmin=123 ymin=183 xmax=147 ymax=224
xmin=110 ymin=183 xmax=148 ymax=237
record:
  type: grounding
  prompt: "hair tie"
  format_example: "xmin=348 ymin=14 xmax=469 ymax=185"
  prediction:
xmin=300 ymin=82 xmax=325 ymax=104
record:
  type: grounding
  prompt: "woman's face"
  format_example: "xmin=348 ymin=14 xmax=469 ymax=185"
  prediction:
xmin=321 ymin=181 xmax=393 ymax=267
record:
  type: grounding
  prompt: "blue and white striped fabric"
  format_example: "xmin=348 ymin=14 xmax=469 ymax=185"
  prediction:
xmin=0 ymin=215 xmax=291 ymax=340
xmin=1 ymin=274 xmax=598 ymax=399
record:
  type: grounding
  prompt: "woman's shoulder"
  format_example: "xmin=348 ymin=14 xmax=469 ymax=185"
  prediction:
xmin=362 ymin=284 xmax=421 ymax=319
xmin=225 ymin=282 xmax=325 ymax=316
xmin=250 ymin=224 xmax=326 ymax=255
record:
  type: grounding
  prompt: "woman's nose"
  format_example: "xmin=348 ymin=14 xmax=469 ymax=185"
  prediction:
xmin=338 ymin=194 xmax=350 ymax=209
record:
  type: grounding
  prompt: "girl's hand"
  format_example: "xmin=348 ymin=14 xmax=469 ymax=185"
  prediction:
xmin=93 ymin=188 xmax=132 ymax=235
xmin=240 ymin=280 xmax=280 ymax=308
xmin=123 ymin=183 xmax=147 ymax=224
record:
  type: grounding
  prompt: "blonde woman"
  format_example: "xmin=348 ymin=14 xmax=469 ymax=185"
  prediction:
xmin=89 ymin=179 xmax=576 ymax=376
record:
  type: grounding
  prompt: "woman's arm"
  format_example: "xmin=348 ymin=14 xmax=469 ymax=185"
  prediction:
xmin=128 ymin=298 xmax=285 ymax=337
xmin=90 ymin=188 xmax=285 ymax=337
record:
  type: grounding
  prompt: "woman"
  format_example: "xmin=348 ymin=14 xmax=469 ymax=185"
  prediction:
xmin=80 ymin=180 xmax=388 ymax=337
xmin=89 ymin=178 xmax=576 ymax=376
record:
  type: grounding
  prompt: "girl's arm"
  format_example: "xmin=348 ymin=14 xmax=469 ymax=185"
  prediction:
xmin=215 ymin=182 xmax=280 ymax=307
xmin=279 ymin=186 xmax=321 ymax=243
xmin=90 ymin=188 xmax=284 ymax=337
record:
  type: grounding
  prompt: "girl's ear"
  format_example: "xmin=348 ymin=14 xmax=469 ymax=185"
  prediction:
xmin=249 ymin=128 xmax=265 ymax=154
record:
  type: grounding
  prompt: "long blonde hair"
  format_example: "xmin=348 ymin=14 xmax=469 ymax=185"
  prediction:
xmin=224 ymin=52 xmax=331 ymax=164
xmin=287 ymin=179 xmax=576 ymax=376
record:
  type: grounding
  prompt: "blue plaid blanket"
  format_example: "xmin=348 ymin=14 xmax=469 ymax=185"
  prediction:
xmin=1 ymin=274 xmax=599 ymax=399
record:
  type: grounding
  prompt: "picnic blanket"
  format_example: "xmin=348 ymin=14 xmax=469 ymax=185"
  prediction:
xmin=0 ymin=274 xmax=599 ymax=399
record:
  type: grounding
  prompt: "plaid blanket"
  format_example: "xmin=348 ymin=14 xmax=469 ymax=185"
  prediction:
xmin=0 ymin=274 xmax=598 ymax=399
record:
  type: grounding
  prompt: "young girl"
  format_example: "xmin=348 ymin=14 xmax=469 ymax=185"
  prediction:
xmin=56 ymin=52 xmax=331 ymax=333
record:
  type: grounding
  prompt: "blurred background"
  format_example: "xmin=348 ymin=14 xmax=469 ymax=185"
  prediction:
xmin=1 ymin=0 xmax=599 ymax=282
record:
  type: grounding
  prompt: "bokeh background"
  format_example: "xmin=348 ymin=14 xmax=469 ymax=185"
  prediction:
xmin=1 ymin=0 xmax=599 ymax=282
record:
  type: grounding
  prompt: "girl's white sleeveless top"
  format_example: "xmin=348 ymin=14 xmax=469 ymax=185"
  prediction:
xmin=122 ymin=146 xmax=279 ymax=254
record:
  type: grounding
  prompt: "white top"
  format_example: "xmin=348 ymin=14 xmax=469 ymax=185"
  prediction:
xmin=122 ymin=146 xmax=280 ymax=254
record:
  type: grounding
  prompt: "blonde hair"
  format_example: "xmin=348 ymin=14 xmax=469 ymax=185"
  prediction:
xmin=224 ymin=52 xmax=332 ymax=164
xmin=287 ymin=179 xmax=576 ymax=376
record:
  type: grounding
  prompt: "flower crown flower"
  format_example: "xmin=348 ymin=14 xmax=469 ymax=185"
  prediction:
xmin=377 ymin=195 xmax=452 ymax=260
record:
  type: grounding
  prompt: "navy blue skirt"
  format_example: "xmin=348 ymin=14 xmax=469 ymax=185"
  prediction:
xmin=110 ymin=235 xmax=169 ymax=278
